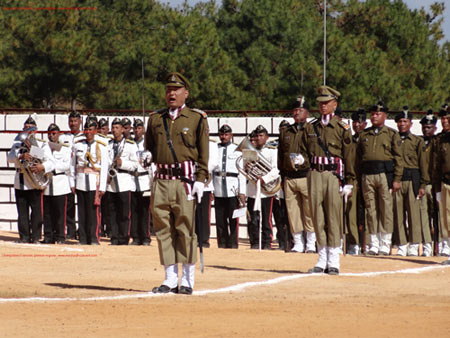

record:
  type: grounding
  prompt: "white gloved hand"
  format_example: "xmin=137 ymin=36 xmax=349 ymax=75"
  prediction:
xmin=340 ymin=184 xmax=353 ymax=203
xmin=294 ymin=154 xmax=305 ymax=166
xmin=192 ymin=182 xmax=205 ymax=203
xmin=436 ymin=192 xmax=441 ymax=204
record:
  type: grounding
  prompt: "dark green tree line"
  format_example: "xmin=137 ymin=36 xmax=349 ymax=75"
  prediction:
xmin=0 ymin=0 xmax=448 ymax=110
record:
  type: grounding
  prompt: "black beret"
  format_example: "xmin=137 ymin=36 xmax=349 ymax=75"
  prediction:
xmin=111 ymin=117 xmax=123 ymax=126
xmin=84 ymin=118 xmax=98 ymax=129
xmin=369 ymin=101 xmax=388 ymax=113
xmin=254 ymin=125 xmax=268 ymax=135
xmin=351 ymin=108 xmax=366 ymax=122
xmin=122 ymin=117 xmax=131 ymax=126
xmin=219 ymin=124 xmax=232 ymax=134
xmin=420 ymin=110 xmax=437 ymax=125
xmin=292 ymin=96 xmax=310 ymax=110
xmin=439 ymin=103 xmax=449 ymax=117
xmin=69 ymin=111 xmax=81 ymax=119
xmin=166 ymin=72 xmax=190 ymax=90
xmin=279 ymin=120 xmax=290 ymax=129
xmin=133 ymin=118 xmax=144 ymax=128
xmin=98 ymin=118 xmax=108 ymax=128
xmin=87 ymin=113 xmax=97 ymax=123
xmin=395 ymin=106 xmax=412 ymax=122
xmin=249 ymin=130 xmax=257 ymax=138
xmin=24 ymin=115 xmax=37 ymax=126
xmin=47 ymin=123 xmax=60 ymax=132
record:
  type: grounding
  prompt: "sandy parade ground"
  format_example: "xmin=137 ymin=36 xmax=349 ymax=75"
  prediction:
xmin=0 ymin=230 xmax=449 ymax=338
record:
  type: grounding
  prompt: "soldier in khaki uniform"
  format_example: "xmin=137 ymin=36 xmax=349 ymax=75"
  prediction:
xmin=418 ymin=111 xmax=437 ymax=256
xmin=433 ymin=105 xmax=450 ymax=265
xmin=300 ymin=86 xmax=355 ymax=275
xmin=278 ymin=97 xmax=315 ymax=253
xmin=392 ymin=108 xmax=430 ymax=256
xmin=356 ymin=102 xmax=403 ymax=256
xmin=346 ymin=109 xmax=367 ymax=255
xmin=145 ymin=72 xmax=209 ymax=295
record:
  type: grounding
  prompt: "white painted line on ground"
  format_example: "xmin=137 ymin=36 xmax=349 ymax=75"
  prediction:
xmin=0 ymin=264 xmax=448 ymax=303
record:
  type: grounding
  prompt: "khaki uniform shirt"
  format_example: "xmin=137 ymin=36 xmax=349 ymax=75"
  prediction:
xmin=145 ymin=107 xmax=209 ymax=182
xmin=300 ymin=116 xmax=355 ymax=184
xmin=278 ymin=122 xmax=310 ymax=174
xmin=398 ymin=132 xmax=429 ymax=189
xmin=433 ymin=131 xmax=450 ymax=192
xmin=356 ymin=125 xmax=404 ymax=182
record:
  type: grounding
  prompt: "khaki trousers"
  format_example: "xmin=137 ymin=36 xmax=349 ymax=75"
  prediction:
xmin=307 ymin=170 xmax=342 ymax=248
xmin=418 ymin=185 xmax=433 ymax=243
xmin=393 ymin=181 xmax=422 ymax=245
xmin=151 ymin=179 xmax=197 ymax=265
xmin=346 ymin=184 xmax=361 ymax=245
xmin=362 ymin=173 xmax=393 ymax=234
xmin=284 ymin=177 xmax=314 ymax=234
xmin=441 ymin=183 xmax=450 ymax=233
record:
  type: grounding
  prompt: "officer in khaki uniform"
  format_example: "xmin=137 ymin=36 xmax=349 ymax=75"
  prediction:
xmin=278 ymin=97 xmax=315 ymax=253
xmin=145 ymin=72 xmax=209 ymax=295
xmin=300 ymin=86 xmax=355 ymax=275
xmin=433 ymin=105 xmax=450 ymax=265
xmin=418 ymin=111 xmax=437 ymax=256
xmin=356 ymin=102 xmax=403 ymax=256
xmin=346 ymin=109 xmax=367 ymax=255
xmin=392 ymin=108 xmax=430 ymax=256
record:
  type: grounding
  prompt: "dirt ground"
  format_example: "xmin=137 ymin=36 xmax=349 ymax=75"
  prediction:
xmin=0 ymin=230 xmax=449 ymax=338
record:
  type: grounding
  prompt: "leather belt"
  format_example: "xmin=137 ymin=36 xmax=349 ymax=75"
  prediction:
xmin=51 ymin=171 xmax=66 ymax=176
xmin=213 ymin=171 xmax=238 ymax=177
xmin=311 ymin=163 xmax=337 ymax=172
xmin=282 ymin=170 xmax=309 ymax=178
xmin=77 ymin=166 xmax=100 ymax=174
xmin=157 ymin=167 xmax=183 ymax=177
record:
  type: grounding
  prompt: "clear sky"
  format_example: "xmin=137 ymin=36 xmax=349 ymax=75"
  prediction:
xmin=163 ymin=0 xmax=449 ymax=43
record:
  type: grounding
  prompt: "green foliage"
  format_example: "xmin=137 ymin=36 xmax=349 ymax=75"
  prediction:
xmin=0 ymin=0 xmax=448 ymax=110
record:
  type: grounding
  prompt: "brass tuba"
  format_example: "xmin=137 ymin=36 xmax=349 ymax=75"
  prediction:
xmin=16 ymin=130 xmax=51 ymax=190
xmin=235 ymin=136 xmax=281 ymax=195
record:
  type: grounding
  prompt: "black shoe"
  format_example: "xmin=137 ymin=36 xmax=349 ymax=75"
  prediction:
xmin=56 ymin=240 xmax=65 ymax=244
xmin=142 ymin=241 xmax=151 ymax=246
xmin=218 ymin=244 xmax=227 ymax=249
xmin=152 ymin=285 xmax=178 ymax=294
xmin=130 ymin=240 xmax=141 ymax=246
xmin=15 ymin=239 xmax=29 ymax=244
xmin=442 ymin=260 xmax=450 ymax=265
xmin=40 ymin=239 xmax=54 ymax=244
xmin=327 ymin=267 xmax=340 ymax=275
xmin=31 ymin=239 xmax=40 ymax=244
xmin=250 ymin=244 xmax=259 ymax=249
xmin=178 ymin=286 xmax=193 ymax=295
xmin=305 ymin=249 xmax=316 ymax=254
xmin=202 ymin=242 xmax=210 ymax=248
xmin=78 ymin=242 xmax=88 ymax=245
xmin=263 ymin=244 xmax=272 ymax=250
xmin=111 ymin=240 xmax=119 ymax=245
xmin=308 ymin=266 xmax=325 ymax=274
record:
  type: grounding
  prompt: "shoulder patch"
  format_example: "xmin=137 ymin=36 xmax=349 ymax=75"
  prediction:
xmin=191 ymin=108 xmax=208 ymax=118
xmin=126 ymin=139 xmax=135 ymax=144
xmin=96 ymin=139 xmax=107 ymax=147
xmin=338 ymin=120 xmax=350 ymax=130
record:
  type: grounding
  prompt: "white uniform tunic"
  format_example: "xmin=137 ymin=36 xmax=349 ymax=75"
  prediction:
xmin=44 ymin=141 xmax=72 ymax=196
xmin=205 ymin=141 xmax=219 ymax=192
xmin=134 ymin=138 xmax=152 ymax=192
xmin=245 ymin=145 xmax=279 ymax=198
xmin=107 ymin=138 xmax=138 ymax=193
xmin=213 ymin=142 xmax=246 ymax=198
xmin=71 ymin=138 xmax=109 ymax=192
xmin=8 ymin=135 xmax=55 ymax=191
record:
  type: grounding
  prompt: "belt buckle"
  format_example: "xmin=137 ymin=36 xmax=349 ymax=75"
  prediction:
xmin=317 ymin=163 xmax=325 ymax=172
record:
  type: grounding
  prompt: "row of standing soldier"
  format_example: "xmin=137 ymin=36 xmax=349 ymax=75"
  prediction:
xmin=8 ymin=113 xmax=152 ymax=246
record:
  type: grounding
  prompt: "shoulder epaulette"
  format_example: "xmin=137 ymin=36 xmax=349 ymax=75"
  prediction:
xmin=265 ymin=144 xmax=277 ymax=149
xmin=96 ymin=139 xmax=107 ymax=147
xmin=60 ymin=142 xmax=69 ymax=147
xmin=191 ymin=108 xmax=208 ymax=118
xmin=338 ymin=120 xmax=350 ymax=130
xmin=75 ymin=138 xmax=85 ymax=144
xmin=151 ymin=108 xmax=166 ymax=115
xmin=209 ymin=138 xmax=218 ymax=143
xmin=125 ymin=139 xmax=135 ymax=144
xmin=309 ymin=118 xmax=319 ymax=125
xmin=97 ymin=134 xmax=106 ymax=139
